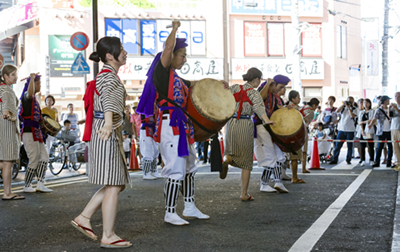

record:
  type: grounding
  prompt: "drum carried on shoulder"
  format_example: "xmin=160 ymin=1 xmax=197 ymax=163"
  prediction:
xmin=40 ymin=116 xmax=62 ymax=137
xmin=187 ymin=78 xmax=236 ymax=142
xmin=268 ymin=107 xmax=306 ymax=152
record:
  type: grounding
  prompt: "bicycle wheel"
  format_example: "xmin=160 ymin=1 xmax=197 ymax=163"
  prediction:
xmin=12 ymin=162 xmax=19 ymax=180
xmin=48 ymin=143 xmax=67 ymax=175
xmin=71 ymin=162 xmax=81 ymax=171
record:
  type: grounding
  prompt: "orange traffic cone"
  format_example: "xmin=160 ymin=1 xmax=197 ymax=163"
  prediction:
xmin=253 ymin=153 xmax=257 ymax=161
xmin=309 ymin=137 xmax=325 ymax=170
xmin=129 ymin=138 xmax=140 ymax=170
xmin=220 ymin=137 xmax=224 ymax=159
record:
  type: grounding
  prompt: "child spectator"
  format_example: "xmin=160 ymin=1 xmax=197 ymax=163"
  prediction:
xmin=122 ymin=130 xmax=131 ymax=165
xmin=316 ymin=122 xmax=326 ymax=139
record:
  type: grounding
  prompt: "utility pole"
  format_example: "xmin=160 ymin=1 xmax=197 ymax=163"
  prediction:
xmin=382 ymin=0 xmax=389 ymax=94
xmin=222 ymin=0 xmax=229 ymax=83
xmin=92 ymin=0 xmax=99 ymax=78
xmin=291 ymin=0 xmax=302 ymax=96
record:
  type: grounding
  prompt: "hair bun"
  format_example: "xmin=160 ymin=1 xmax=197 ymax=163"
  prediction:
xmin=89 ymin=51 xmax=100 ymax=63
xmin=242 ymin=74 xmax=248 ymax=81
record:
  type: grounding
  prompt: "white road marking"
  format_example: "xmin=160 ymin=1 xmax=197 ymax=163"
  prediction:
xmin=288 ymin=169 xmax=372 ymax=252
xmin=392 ymin=172 xmax=400 ymax=252
xmin=331 ymin=160 xmax=358 ymax=170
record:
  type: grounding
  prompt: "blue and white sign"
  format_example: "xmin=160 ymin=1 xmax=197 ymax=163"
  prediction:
xmin=230 ymin=0 xmax=323 ymax=17
xmin=71 ymin=53 xmax=90 ymax=74
xmin=105 ymin=19 xmax=121 ymax=38
xmin=190 ymin=21 xmax=206 ymax=55
xmin=156 ymin=20 xmax=191 ymax=54
xmin=140 ymin=20 xmax=156 ymax=55
xmin=122 ymin=19 xmax=138 ymax=54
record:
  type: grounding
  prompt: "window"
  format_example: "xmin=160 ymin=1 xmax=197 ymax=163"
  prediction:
xmin=244 ymin=22 xmax=266 ymax=57
xmin=304 ymin=87 xmax=322 ymax=97
xmin=336 ymin=25 xmax=347 ymax=59
xmin=301 ymin=23 xmax=322 ymax=57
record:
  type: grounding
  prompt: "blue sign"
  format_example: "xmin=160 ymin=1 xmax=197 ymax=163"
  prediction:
xmin=105 ymin=19 xmax=121 ymax=38
xmin=122 ymin=19 xmax=138 ymax=54
xmin=70 ymin=32 xmax=89 ymax=51
xmin=71 ymin=53 xmax=90 ymax=74
xmin=140 ymin=20 xmax=156 ymax=55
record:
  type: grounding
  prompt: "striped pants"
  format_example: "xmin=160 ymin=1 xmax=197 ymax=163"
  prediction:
xmin=22 ymin=133 xmax=49 ymax=187
xmin=164 ymin=173 xmax=195 ymax=213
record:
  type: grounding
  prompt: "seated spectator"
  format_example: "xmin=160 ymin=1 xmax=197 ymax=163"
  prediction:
xmin=60 ymin=120 xmax=77 ymax=147
xmin=316 ymin=122 xmax=326 ymax=139
xmin=319 ymin=96 xmax=338 ymax=136
xmin=329 ymin=96 xmax=358 ymax=165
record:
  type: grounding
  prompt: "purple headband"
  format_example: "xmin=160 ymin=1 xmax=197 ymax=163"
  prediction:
xmin=137 ymin=38 xmax=188 ymax=117
xmin=174 ymin=38 xmax=188 ymax=52
xmin=273 ymin=74 xmax=290 ymax=85
xmin=20 ymin=75 xmax=41 ymax=100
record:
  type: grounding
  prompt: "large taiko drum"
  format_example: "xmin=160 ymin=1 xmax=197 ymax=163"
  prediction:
xmin=268 ymin=107 xmax=306 ymax=152
xmin=187 ymin=78 xmax=236 ymax=142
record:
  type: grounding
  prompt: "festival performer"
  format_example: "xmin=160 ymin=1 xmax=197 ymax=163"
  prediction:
xmin=253 ymin=75 xmax=290 ymax=193
xmin=20 ymin=74 xmax=52 ymax=193
xmin=220 ymin=67 xmax=274 ymax=201
xmin=42 ymin=95 xmax=59 ymax=154
xmin=0 ymin=65 xmax=24 ymax=200
xmin=137 ymin=21 xmax=225 ymax=225
xmin=71 ymin=37 xmax=132 ymax=248
xmin=140 ymin=112 xmax=162 ymax=180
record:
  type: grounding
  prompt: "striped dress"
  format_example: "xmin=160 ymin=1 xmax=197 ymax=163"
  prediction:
xmin=224 ymin=83 xmax=267 ymax=170
xmin=0 ymin=84 xmax=20 ymax=161
xmin=88 ymin=64 xmax=130 ymax=186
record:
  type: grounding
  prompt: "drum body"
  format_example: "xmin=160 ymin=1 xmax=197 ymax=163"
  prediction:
xmin=187 ymin=78 xmax=236 ymax=142
xmin=40 ymin=116 xmax=62 ymax=137
xmin=268 ymin=107 xmax=305 ymax=152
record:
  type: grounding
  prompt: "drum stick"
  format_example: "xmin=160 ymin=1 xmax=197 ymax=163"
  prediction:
xmin=20 ymin=72 xmax=40 ymax=82
xmin=166 ymin=25 xmax=172 ymax=28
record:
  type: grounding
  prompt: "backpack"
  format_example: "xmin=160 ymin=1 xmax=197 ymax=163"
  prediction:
xmin=82 ymin=69 xmax=112 ymax=142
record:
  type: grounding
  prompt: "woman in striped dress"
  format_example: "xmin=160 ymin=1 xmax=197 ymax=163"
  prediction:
xmin=0 ymin=65 xmax=24 ymax=200
xmin=221 ymin=68 xmax=274 ymax=201
xmin=71 ymin=37 xmax=131 ymax=249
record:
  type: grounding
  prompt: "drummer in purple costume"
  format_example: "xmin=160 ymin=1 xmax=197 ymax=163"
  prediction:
xmin=137 ymin=21 xmax=229 ymax=225
xmin=253 ymin=75 xmax=291 ymax=193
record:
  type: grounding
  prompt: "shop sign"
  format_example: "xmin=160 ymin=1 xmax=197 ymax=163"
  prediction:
xmin=231 ymin=58 xmax=324 ymax=80
xmin=0 ymin=2 xmax=38 ymax=33
xmin=230 ymin=0 xmax=323 ymax=17
xmin=48 ymin=35 xmax=84 ymax=77
xmin=140 ymin=20 xmax=157 ymax=55
xmin=118 ymin=58 xmax=223 ymax=80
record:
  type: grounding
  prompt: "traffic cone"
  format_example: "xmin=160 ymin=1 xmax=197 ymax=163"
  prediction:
xmin=253 ymin=153 xmax=257 ymax=161
xmin=309 ymin=137 xmax=325 ymax=170
xmin=219 ymin=137 xmax=224 ymax=159
xmin=129 ymin=138 xmax=140 ymax=170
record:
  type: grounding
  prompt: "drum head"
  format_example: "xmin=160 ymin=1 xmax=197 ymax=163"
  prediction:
xmin=270 ymin=107 xmax=303 ymax=137
xmin=45 ymin=117 xmax=62 ymax=130
xmin=191 ymin=78 xmax=236 ymax=123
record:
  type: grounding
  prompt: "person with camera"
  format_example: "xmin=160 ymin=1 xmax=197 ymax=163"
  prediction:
xmin=368 ymin=95 xmax=393 ymax=168
xmin=390 ymin=92 xmax=400 ymax=170
xmin=329 ymin=97 xmax=358 ymax=165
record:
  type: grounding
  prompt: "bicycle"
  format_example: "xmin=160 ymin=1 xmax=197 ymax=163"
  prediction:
xmin=48 ymin=139 xmax=86 ymax=176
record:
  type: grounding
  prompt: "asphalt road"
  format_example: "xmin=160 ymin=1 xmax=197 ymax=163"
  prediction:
xmin=0 ymin=153 xmax=399 ymax=252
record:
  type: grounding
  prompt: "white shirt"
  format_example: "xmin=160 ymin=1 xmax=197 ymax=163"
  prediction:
xmin=338 ymin=107 xmax=358 ymax=132
xmin=383 ymin=118 xmax=391 ymax=132
xmin=123 ymin=138 xmax=131 ymax=152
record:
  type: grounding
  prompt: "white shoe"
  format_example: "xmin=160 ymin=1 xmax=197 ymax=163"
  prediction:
xmin=369 ymin=161 xmax=374 ymax=166
xmin=164 ymin=212 xmax=189 ymax=225
xmin=36 ymin=182 xmax=53 ymax=193
xmin=182 ymin=202 xmax=210 ymax=219
xmin=274 ymin=182 xmax=289 ymax=193
xmin=23 ymin=185 xmax=36 ymax=193
xmin=360 ymin=161 xmax=365 ymax=167
xmin=260 ymin=184 xmax=277 ymax=193
xmin=143 ymin=173 xmax=157 ymax=180
xmin=281 ymin=172 xmax=292 ymax=180
xmin=151 ymin=171 xmax=163 ymax=178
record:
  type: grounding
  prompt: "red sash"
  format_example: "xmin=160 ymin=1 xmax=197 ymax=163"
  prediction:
xmin=233 ymin=85 xmax=253 ymax=119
